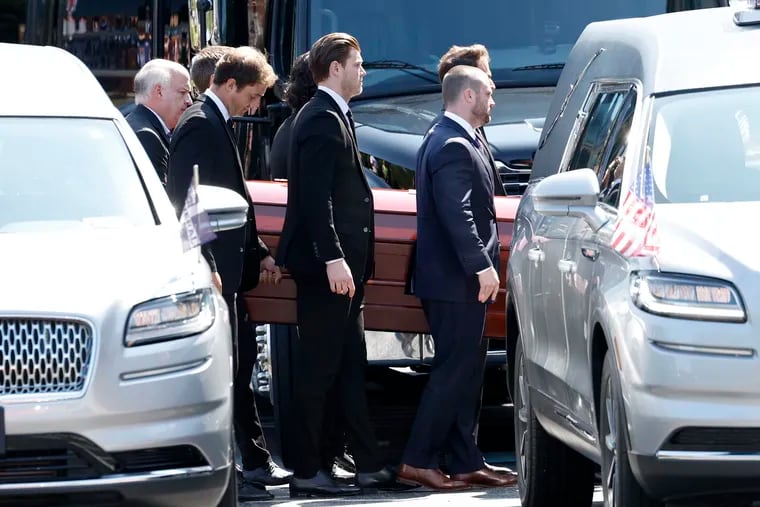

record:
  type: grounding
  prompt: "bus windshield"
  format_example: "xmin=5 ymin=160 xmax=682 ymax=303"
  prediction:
xmin=306 ymin=0 xmax=721 ymax=97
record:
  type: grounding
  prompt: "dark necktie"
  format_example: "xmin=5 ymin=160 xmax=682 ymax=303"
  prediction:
xmin=346 ymin=110 xmax=357 ymax=140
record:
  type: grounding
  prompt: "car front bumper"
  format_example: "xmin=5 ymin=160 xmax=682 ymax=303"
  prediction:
xmin=619 ymin=306 xmax=760 ymax=500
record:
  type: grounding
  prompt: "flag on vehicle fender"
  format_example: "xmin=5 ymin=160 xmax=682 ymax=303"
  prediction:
xmin=611 ymin=158 xmax=659 ymax=257
xmin=179 ymin=171 xmax=216 ymax=252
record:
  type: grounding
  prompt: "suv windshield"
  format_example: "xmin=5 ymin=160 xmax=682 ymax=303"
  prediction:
xmin=308 ymin=0 xmax=672 ymax=97
xmin=649 ymin=86 xmax=760 ymax=204
xmin=0 ymin=118 xmax=155 ymax=231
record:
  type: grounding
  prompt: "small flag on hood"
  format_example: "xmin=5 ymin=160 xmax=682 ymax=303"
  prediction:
xmin=179 ymin=167 xmax=216 ymax=252
xmin=611 ymin=158 xmax=660 ymax=257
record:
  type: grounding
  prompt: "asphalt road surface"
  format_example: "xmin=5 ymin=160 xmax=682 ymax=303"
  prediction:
xmin=242 ymin=484 xmax=606 ymax=506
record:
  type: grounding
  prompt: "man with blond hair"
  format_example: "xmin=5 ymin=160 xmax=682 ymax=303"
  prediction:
xmin=168 ymin=46 xmax=290 ymax=502
xmin=127 ymin=58 xmax=192 ymax=184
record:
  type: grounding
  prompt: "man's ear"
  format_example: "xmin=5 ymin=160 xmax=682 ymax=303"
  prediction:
xmin=226 ymin=78 xmax=238 ymax=92
xmin=153 ymin=83 xmax=163 ymax=98
xmin=329 ymin=60 xmax=342 ymax=78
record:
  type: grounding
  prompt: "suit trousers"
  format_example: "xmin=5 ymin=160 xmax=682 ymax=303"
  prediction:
xmin=223 ymin=293 xmax=271 ymax=470
xmin=402 ymin=299 xmax=488 ymax=474
xmin=289 ymin=280 xmax=381 ymax=478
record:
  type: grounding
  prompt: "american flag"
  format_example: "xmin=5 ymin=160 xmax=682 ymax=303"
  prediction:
xmin=611 ymin=159 xmax=659 ymax=257
xmin=179 ymin=178 xmax=216 ymax=253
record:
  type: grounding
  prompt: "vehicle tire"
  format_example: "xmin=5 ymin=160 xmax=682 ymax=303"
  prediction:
xmin=600 ymin=350 xmax=663 ymax=507
xmin=513 ymin=337 xmax=595 ymax=507
xmin=270 ymin=323 xmax=297 ymax=469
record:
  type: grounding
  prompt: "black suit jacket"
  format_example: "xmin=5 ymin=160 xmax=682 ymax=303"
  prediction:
xmin=269 ymin=113 xmax=294 ymax=180
xmin=127 ymin=104 xmax=170 ymax=185
xmin=276 ymin=90 xmax=374 ymax=284
xmin=413 ymin=115 xmax=499 ymax=303
xmin=167 ymin=94 xmax=269 ymax=294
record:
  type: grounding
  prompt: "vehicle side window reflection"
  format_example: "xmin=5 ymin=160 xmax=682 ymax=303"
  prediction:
xmin=568 ymin=90 xmax=627 ymax=174
xmin=597 ymin=91 xmax=636 ymax=209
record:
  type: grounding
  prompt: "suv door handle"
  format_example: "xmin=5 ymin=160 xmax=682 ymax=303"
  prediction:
xmin=558 ymin=259 xmax=577 ymax=274
xmin=528 ymin=247 xmax=544 ymax=263
xmin=581 ymin=247 xmax=599 ymax=261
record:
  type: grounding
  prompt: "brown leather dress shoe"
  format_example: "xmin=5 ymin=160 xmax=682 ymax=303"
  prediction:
xmin=451 ymin=467 xmax=518 ymax=487
xmin=397 ymin=464 xmax=470 ymax=491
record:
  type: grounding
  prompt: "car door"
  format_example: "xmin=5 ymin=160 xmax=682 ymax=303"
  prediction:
xmin=540 ymin=84 xmax=631 ymax=421
xmin=561 ymin=86 xmax=637 ymax=435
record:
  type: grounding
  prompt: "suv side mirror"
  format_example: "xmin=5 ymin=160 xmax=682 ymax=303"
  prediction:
xmin=533 ymin=168 xmax=608 ymax=231
xmin=197 ymin=184 xmax=249 ymax=232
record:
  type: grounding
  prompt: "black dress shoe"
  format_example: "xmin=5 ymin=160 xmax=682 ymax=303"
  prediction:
xmin=357 ymin=467 xmax=420 ymax=492
xmin=242 ymin=459 xmax=292 ymax=486
xmin=290 ymin=470 xmax=361 ymax=498
xmin=238 ymin=477 xmax=274 ymax=501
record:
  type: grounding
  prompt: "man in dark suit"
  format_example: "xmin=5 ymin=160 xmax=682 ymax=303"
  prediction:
xmin=436 ymin=44 xmax=517 ymax=479
xmin=277 ymin=32 xmax=408 ymax=497
xmin=167 ymin=46 xmax=291 ymax=502
xmin=437 ymin=44 xmax=505 ymax=197
xmin=127 ymin=59 xmax=192 ymax=185
xmin=397 ymin=66 xmax=516 ymax=490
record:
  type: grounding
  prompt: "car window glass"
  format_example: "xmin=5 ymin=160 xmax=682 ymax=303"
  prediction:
xmin=597 ymin=90 xmax=636 ymax=208
xmin=567 ymin=90 xmax=628 ymax=174
xmin=0 ymin=118 xmax=155 ymax=232
xmin=649 ymin=86 xmax=760 ymax=204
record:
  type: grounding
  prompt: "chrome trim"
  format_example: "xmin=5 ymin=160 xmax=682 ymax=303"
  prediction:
xmin=652 ymin=341 xmax=755 ymax=358
xmin=0 ymin=465 xmax=217 ymax=491
xmin=657 ymin=450 xmax=760 ymax=462
xmin=119 ymin=357 xmax=212 ymax=382
xmin=0 ymin=316 xmax=96 ymax=401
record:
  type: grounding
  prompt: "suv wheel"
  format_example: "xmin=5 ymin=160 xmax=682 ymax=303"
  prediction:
xmin=513 ymin=337 xmax=595 ymax=507
xmin=600 ymin=350 xmax=662 ymax=507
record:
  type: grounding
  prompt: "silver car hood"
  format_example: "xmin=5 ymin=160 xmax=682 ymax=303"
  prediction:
xmin=0 ymin=225 xmax=206 ymax=316
xmin=653 ymin=203 xmax=760 ymax=281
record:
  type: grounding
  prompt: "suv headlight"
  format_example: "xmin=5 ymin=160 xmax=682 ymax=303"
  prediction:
xmin=630 ymin=272 xmax=746 ymax=322
xmin=125 ymin=289 xmax=216 ymax=347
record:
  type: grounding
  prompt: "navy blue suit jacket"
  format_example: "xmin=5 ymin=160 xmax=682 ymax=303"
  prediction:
xmin=413 ymin=115 xmax=499 ymax=303
xmin=126 ymin=104 xmax=170 ymax=185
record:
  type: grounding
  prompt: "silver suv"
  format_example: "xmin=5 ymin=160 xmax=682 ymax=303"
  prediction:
xmin=0 ymin=43 xmax=246 ymax=506
xmin=506 ymin=6 xmax=760 ymax=507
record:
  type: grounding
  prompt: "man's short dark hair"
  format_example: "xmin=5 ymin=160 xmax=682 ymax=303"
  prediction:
xmin=309 ymin=32 xmax=361 ymax=83
xmin=190 ymin=45 xmax=233 ymax=93
xmin=437 ymin=44 xmax=490 ymax=82
xmin=284 ymin=52 xmax=317 ymax=112
xmin=213 ymin=46 xmax=277 ymax=89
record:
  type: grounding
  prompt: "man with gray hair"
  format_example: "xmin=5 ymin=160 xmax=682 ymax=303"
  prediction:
xmin=127 ymin=58 xmax=192 ymax=185
xmin=398 ymin=65 xmax=515 ymax=490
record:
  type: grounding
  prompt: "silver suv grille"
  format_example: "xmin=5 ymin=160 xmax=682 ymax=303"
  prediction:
xmin=0 ymin=318 xmax=94 ymax=397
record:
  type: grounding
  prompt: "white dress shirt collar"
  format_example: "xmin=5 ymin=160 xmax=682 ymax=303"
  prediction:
xmin=318 ymin=85 xmax=350 ymax=120
xmin=443 ymin=111 xmax=478 ymax=142
xmin=143 ymin=105 xmax=171 ymax=137
xmin=204 ymin=89 xmax=230 ymax=122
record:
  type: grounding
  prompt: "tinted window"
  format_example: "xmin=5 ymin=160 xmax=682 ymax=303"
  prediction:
xmin=649 ymin=86 xmax=760 ymax=204
xmin=0 ymin=118 xmax=155 ymax=231
xmin=597 ymin=91 xmax=636 ymax=208
xmin=568 ymin=90 xmax=628 ymax=173
xmin=307 ymin=0 xmax=670 ymax=97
